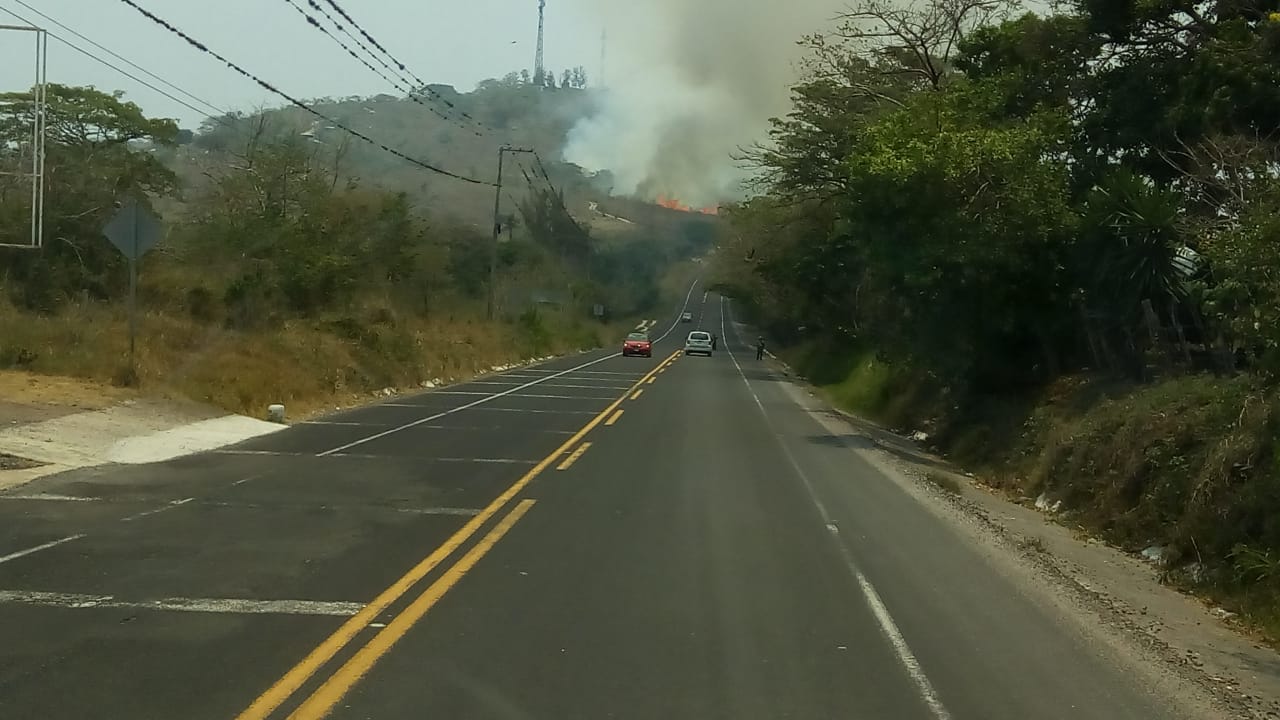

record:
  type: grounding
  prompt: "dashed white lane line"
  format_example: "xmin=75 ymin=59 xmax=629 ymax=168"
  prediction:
xmin=120 ymin=498 xmax=194 ymax=523
xmin=0 ymin=535 xmax=85 ymax=565
xmin=316 ymin=278 xmax=699 ymax=457
xmin=424 ymin=391 xmax=621 ymax=401
xmin=489 ymin=370 xmax=645 ymax=378
xmin=453 ymin=382 xmax=635 ymax=390
xmin=316 ymin=354 xmax=625 ymax=457
xmin=0 ymin=590 xmax=366 ymax=616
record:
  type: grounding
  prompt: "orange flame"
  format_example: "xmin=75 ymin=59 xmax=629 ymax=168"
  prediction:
xmin=656 ymin=194 xmax=719 ymax=216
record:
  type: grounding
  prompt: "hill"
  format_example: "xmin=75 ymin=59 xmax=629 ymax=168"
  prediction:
xmin=0 ymin=79 xmax=716 ymax=417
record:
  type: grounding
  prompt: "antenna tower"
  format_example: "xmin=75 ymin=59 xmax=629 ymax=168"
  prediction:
xmin=534 ymin=0 xmax=546 ymax=85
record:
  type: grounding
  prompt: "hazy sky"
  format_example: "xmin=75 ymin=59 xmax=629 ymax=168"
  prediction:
xmin=0 ymin=0 xmax=602 ymax=127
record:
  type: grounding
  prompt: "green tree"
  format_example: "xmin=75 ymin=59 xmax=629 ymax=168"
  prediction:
xmin=0 ymin=85 xmax=177 ymax=311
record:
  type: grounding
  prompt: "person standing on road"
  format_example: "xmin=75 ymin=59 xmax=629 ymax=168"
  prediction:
xmin=756 ymin=336 xmax=766 ymax=360
xmin=711 ymin=334 xmax=718 ymax=350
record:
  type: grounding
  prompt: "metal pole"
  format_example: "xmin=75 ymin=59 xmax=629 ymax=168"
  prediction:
xmin=129 ymin=210 xmax=138 ymax=369
xmin=488 ymin=147 xmax=506 ymax=321
xmin=36 ymin=29 xmax=46 ymax=248
xmin=28 ymin=29 xmax=40 ymax=248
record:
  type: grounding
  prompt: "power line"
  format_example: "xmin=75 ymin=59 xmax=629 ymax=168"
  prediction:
xmin=531 ymin=151 xmax=590 ymax=239
xmin=114 ymin=0 xmax=494 ymax=186
xmin=3 ymin=0 xmax=228 ymax=120
xmin=0 ymin=3 xmax=229 ymax=123
xmin=281 ymin=0 xmax=480 ymax=136
xmin=315 ymin=0 xmax=480 ymax=124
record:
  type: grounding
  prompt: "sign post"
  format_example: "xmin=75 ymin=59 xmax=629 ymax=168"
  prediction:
xmin=102 ymin=200 xmax=162 ymax=372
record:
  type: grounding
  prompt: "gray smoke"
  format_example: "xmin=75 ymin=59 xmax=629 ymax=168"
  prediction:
xmin=562 ymin=0 xmax=847 ymax=207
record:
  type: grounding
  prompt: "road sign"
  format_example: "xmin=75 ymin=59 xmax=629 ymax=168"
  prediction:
xmin=103 ymin=200 xmax=162 ymax=260
xmin=102 ymin=200 xmax=164 ymax=375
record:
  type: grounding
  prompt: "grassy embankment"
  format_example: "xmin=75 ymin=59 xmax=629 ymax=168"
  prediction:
xmin=776 ymin=340 xmax=1280 ymax=642
xmin=0 ymin=262 xmax=697 ymax=420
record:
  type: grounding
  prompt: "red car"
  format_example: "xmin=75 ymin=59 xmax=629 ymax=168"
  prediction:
xmin=622 ymin=332 xmax=652 ymax=357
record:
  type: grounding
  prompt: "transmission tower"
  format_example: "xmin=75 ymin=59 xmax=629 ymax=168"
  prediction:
xmin=534 ymin=0 xmax=545 ymax=85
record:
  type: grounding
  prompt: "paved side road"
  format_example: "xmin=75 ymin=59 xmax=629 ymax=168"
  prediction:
xmin=0 ymin=283 xmax=1226 ymax=719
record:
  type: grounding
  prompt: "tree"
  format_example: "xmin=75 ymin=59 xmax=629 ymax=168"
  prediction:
xmin=0 ymin=85 xmax=178 ymax=310
xmin=830 ymin=0 xmax=1014 ymax=92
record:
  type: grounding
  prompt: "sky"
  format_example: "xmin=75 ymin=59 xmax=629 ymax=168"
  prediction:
xmin=0 ymin=0 xmax=602 ymax=128
xmin=0 ymin=1 xmax=1054 ymax=204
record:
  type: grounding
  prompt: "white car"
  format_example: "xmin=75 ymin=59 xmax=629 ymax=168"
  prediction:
xmin=681 ymin=312 xmax=693 ymax=323
xmin=684 ymin=331 xmax=713 ymax=356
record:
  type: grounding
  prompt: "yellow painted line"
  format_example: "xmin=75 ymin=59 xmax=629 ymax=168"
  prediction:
xmin=630 ymin=389 xmax=644 ymax=401
xmin=646 ymin=377 xmax=655 ymax=385
xmin=287 ymin=500 xmax=537 ymax=720
xmin=236 ymin=349 xmax=679 ymax=720
xmin=556 ymin=442 xmax=592 ymax=471
xmin=605 ymin=409 xmax=624 ymax=426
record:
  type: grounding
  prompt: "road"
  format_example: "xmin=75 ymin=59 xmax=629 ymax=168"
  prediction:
xmin=0 ymin=282 xmax=1198 ymax=720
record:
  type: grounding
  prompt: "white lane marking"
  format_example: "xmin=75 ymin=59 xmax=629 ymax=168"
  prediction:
xmin=429 ymin=458 xmax=535 ymax=465
xmin=302 ymin=421 xmax=388 ymax=427
xmin=0 ymin=534 xmax=85 ymax=565
xmin=232 ymin=475 xmax=260 ymax=486
xmin=396 ymin=507 xmax=482 ymax=516
xmin=422 ymin=391 xmax=620 ymax=400
xmin=193 ymin=500 xmax=485 ymax=516
xmin=317 ymin=354 xmax=620 ymax=456
xmin=505 ymin=370 xmax=646 ymax=378
xmin=0 ymin=590 xmax=365 ymax=616
xmin=216 ymin=450 xmax=537 ymax=464
xmin=120 ymin=497 xmax=194 ymax=523
xmin=654 ymin=278 xmax=701 ymax=343
xmin=0 ymin=493 xmax=97 ymax=502
xmin=459 ymin=382 xmax=634 ymax=390
xmin=719 ymin=296 xmax=953 ymax=720
xmin=466 ymin=407 xmax=596 ymax=415
xmin=385 ymin=424 xmax=575 ymax=435
xmin=316 ymin=279 xmax=701 ymax=458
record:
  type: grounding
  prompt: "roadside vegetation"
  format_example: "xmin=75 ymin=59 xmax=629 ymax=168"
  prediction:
xmin=0 ymin=78 xmax=710 ymax=417
xmin=712 ymin=0 xmax=1280 ymax=639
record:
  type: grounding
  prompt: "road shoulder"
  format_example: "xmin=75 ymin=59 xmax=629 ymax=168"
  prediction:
xmin=760 ymin=357 xmax=1280 ymax=719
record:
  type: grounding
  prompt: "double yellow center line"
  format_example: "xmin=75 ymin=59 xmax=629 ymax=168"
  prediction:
xmin=238 ymin=348 xmax=681 ymax=720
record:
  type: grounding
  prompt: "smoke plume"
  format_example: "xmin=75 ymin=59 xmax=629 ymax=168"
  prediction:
xmin=562 ymin=0 xmax=848 ymax=207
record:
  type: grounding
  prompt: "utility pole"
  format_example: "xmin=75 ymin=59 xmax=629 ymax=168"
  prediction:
xmin=599 ymin=28 xmax=606 ymax=89
xmin=490 ymin=146 xmax=535 ymax=320
xmin=534 ymin=0 xmax=546 ymax=86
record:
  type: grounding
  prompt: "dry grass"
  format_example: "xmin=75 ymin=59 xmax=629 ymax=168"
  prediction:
xmin=0 ymin=298 xmax=611 ymax=419
xmin=0 ymin=369 xmax=132 ymax=410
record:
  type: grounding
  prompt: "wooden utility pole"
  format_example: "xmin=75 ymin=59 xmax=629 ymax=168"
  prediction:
xmin=490 ymin=146 xmax=535 ymax=320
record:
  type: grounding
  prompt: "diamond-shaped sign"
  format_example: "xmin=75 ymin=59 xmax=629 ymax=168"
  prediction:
xmin=103 ymin=200 xmax=162 ymax=260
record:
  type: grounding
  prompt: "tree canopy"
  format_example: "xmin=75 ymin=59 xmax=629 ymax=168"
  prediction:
xmin=717 ymin=0 xmax=1280 ymax=389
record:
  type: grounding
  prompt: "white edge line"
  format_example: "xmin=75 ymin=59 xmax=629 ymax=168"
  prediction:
xmin=719 ymin=296 xmax=952 ymax=720
xmin=317 ymin=278 xmax=701 ymax=457
xmin=0 ymin=534 xmax=85 ymax=564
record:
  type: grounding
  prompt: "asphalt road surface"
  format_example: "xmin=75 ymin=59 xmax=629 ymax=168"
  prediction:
xmin=0 ymin=282 xmax=1197 ymax=720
